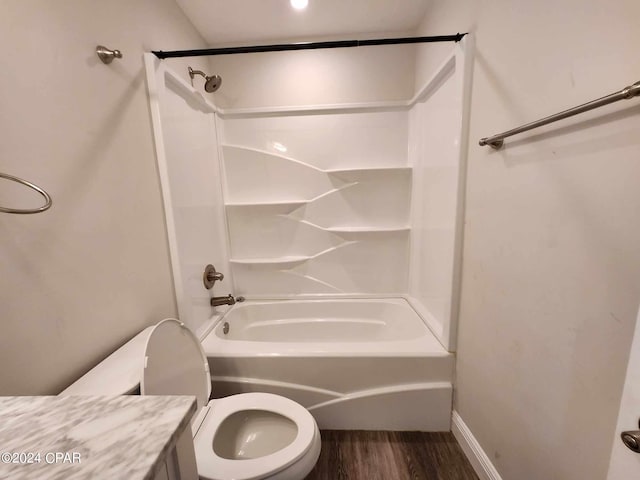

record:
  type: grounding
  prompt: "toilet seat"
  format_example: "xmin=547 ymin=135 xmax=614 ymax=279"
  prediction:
xmin=194 ymin=392 xmax=317 ymax=480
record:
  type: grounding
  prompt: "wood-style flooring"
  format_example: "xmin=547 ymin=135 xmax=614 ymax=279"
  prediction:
xmin=305 ymin=431 xmax=480 ymax=480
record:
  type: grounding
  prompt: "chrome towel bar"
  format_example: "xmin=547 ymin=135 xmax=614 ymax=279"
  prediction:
xmin=479 ymin=79 xmax=640 ymax=149
xmin=0 ymin=172 xmax=52 ymax=214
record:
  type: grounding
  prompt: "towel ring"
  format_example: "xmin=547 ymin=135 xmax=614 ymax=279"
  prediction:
xmin=0 ymin=172 xmax=52 ymax=214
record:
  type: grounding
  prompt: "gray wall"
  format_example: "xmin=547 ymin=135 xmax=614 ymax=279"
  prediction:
xmin=0 ymin=0 xmax=210 ymax=395
xmin=416 ymin=0 xmax=640 ymax=478
xmin=210 ymin=43 xmax=416 ymax=109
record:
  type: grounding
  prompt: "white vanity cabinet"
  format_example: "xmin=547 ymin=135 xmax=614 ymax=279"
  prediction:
xmin=155 ymin=425 xmax=199 ymax=480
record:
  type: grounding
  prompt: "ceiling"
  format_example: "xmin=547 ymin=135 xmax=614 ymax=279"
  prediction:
xmin=175 ymin=0 xmax=430 ymax=45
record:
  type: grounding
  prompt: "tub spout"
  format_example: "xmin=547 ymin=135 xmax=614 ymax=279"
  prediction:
xmin=210 ymin=294 xmax=236 ymax=307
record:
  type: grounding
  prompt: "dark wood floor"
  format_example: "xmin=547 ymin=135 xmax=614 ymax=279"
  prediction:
xmin=305 ymin=431 xmax=479 ymax=480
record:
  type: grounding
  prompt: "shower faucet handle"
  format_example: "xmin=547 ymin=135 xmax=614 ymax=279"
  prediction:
xmin=203 ymin=264 xmax=224 ymax=290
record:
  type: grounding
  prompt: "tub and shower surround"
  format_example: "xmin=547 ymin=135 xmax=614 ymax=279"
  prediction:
xmin=145 ymin=37 xmax=470 ymax=348
xmin=144 ymin=36 xmax=472 ymax=431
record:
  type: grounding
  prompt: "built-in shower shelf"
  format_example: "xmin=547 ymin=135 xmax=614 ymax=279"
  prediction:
xmin=225 ymin=200 xmax=307 ymax=208
xmin=221 ymin=144 xmax=410 ymax=177
xmin=327 ymin=226 xmax=410 ymax=233
xmin=326 ymin=166 xmax=412 ymax=175
xmin=230 ymin=243 xmax=358 ymax=266
xmin=291 ymin=219 xmax=409 ymax=234
xmin=230 ymin=255 xmax=309 ymax=265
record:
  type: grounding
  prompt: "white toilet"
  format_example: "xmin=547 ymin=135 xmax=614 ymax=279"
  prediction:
xmin=62 ymin=318 xmax=321 ymax=480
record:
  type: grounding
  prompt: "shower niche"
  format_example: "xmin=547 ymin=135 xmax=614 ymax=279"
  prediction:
xmin=219 ymin=111 xmax=411 ymax=295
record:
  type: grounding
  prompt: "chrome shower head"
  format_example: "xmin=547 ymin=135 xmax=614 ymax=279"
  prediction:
xmin=204 ymin=74 xmax=222 ymax=93
xmin=188 ymin=66 xmax=222 ymax=93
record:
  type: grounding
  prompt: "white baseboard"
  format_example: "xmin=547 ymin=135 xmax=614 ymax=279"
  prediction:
xmin=452 ymin=410 xmax=503 ymax=480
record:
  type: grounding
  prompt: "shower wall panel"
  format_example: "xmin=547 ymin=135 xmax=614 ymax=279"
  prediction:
xmin=218 ymin=111 xmax=411 ymax=296
xmin=146 ymin=60 xmax=232 ymax=336
xmin=408 ymin=52 xmax=468 ymax=351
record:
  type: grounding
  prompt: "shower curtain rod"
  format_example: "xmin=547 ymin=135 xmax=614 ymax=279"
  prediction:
xmin=152 ymin=33 xmax=467 ymax=59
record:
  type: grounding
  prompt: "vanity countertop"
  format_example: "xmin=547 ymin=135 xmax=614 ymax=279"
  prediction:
xmin=0 ymin=395 xmax=196 ymax=480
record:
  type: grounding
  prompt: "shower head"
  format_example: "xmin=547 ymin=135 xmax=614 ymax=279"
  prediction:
xmin=188 ymin=66 xmax=222 ymax=93
xmin=204 ymin=74 xmax=222 ymax=92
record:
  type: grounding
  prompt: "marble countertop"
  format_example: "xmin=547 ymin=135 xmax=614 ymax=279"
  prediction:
xmin=0 ymin=395 xmax=196 ymax=480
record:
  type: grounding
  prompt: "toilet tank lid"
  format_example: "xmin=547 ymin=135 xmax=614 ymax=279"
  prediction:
xmin=60 ymin=326 xmax=155 ymax=396
xmin=141 ymin=319 xmax=211 ymax=412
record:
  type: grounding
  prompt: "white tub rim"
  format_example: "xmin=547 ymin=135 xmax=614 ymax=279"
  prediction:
xmin=199 ymin=295 xmax=449 ymax=357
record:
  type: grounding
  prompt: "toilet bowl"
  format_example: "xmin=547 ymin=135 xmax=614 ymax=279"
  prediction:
xmin=194 ymin=393 xmax=321 ymax=480
xmin=63 ymin=318 xmax=321 ymax=480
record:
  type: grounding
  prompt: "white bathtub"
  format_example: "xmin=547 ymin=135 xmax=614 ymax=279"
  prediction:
xmin=202 ymin=297 xmax=446 ymax=355
xmin=201 ymin=298 xmax=454 ymax=431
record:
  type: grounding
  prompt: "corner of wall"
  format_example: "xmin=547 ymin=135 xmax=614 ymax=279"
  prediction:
xmin=452 ymin=411 xmax=503 ymax=480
